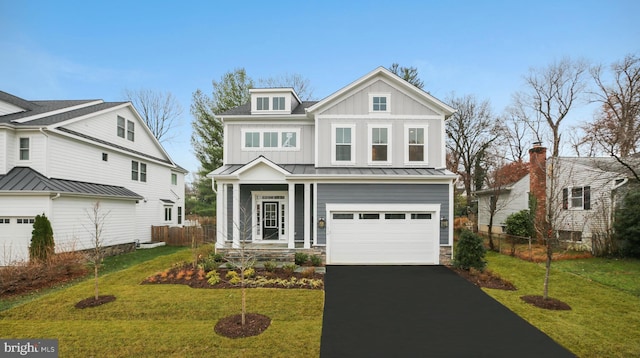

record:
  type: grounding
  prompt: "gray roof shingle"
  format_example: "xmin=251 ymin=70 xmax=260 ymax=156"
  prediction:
xmin=0 ymin=167 xmax=142 ymax=199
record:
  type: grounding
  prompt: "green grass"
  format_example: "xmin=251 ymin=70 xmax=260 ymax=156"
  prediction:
xmin=0 ymin=246 xmax=186 ymax=312
xmin=552 ymin=257 xmax=640 ymax=296
xmin=484 ymin=252 xmax=640 ymax=357
xmin=0 ymin=249 xmax=324 ymax=357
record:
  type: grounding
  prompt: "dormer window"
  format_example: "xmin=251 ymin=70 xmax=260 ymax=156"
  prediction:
xmin=273 ymin=97 xmax=285 ymax=110
xmin=370 ymin=94 xmax=390 ymax=113
xmin=256 ymin=97 xmax=270 ymax=111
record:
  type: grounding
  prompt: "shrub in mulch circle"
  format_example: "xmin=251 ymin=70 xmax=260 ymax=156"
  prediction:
xmin=214 ymin=313 xmax=271 ymax=339
xmin=75 ymin=295 xmax=116 ymax=309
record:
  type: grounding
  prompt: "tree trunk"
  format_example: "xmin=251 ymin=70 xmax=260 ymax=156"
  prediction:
xmin=488 ymin=216 xmax=495 ymax=251
xmin=543 ymin=239 xmax=552 ymax=300
xmin=241 ymin=272 xmax=246 ymax=326
xmin=94 ymin=263 xmax=99 ymax=300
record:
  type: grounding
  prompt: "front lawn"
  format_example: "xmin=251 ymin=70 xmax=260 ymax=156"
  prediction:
xmin=0 ymin=249 xmax=324 ymax=357
xmin=483 ymin=252 xmax=640 ymax=357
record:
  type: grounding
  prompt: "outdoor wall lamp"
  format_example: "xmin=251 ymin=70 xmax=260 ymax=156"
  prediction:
xmin=440 ymin=216 xmax=449 ymax=228
xmin=318 ymin=217 xmax=326 ymax=229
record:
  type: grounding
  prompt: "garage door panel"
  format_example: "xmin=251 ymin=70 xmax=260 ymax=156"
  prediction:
xmin=328 ymin=210 xmax=439 ymax=265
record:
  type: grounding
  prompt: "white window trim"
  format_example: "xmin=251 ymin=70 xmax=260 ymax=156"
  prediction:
xmin=369 ymin=93 xmax=391 ymax=114
xmin=404 ymin=124 xmax=429 ymax=165
xmin=367 ymin=124 xmax=392 ymax=165
xmin=241 ymin=128 xmax=300 ymax=151
xmin=18 ymin=136 xmax=31 ymax=162
xmin=252 ymin=191 xmax=288 ymax=242
xmin=331 ymin=123 xmax=356 ymax=165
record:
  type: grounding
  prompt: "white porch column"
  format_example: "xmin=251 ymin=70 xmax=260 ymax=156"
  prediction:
xmin=304 ymin=182 xmax=311 ymax=249
xmin=216 ymin=182 xmax=225 ymax=248
xmin=232 ymin=182 xmax=240 ymax=248
xmin=288 ymin=183 xmax=296 ymax=249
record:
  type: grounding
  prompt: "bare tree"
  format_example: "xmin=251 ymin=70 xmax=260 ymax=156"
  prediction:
xmin=84 ymin=201 xmax=110 ymax=301
xmin=124 ymin=88 xmax=183 ymax=143
xmin=582 ymin=53 xmax=640 ymax=181
xmin=446 ymin=94 xmax=499 ymax=202
xmin=498 ymin=108 xmax=537 ymax=162
xmin=515 ymin=58 xmax=589 ymax=157
xmin=258 ymin=73 xmax=315 ymax=100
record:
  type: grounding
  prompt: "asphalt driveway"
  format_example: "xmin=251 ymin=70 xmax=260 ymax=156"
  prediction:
xmin=320 ymin=265 xmax=575 ymax=358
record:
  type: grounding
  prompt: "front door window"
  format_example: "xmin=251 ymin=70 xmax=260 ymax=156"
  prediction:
xmin=263 ymin=202 xmax=279 ymax=240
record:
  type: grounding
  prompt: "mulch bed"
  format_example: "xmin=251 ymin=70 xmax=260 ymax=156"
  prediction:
xmin=520 ymin=295 xmax=572 ymax=310
xmin=1 ymin=265 xmax=87 ymax=298
xmin=141 ymin=264 xmax=324 ymax=289
xmin=75 ymin=295 xmax=117 ymax=309
xmin=214 ymin=313 xmax=271 ymax=338
xmin=449 ymin=267 xmax=517 ymax=291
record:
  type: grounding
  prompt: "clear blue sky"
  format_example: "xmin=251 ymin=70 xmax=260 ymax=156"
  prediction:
xmin=2 ymin=0 xmax=638 ymax=180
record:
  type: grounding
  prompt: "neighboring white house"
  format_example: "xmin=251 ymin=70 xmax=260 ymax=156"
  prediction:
xmin=475 ymin=143 xmax=637 ymax=251
xmin=0 ymin=91 xmax=187 ymax=265
xmin=208 ymin=67 xmax=457 ymax=265
xmin=476 ymin=174 xmax=529 ymax=234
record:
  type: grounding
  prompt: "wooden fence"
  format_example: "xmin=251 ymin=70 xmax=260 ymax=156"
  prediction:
xmin=151 ymin=225 xmax=216 ymax=246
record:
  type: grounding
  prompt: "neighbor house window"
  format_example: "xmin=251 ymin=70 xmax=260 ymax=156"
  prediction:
xmin=263 ymin=132 xmax=278 ymax=148
xmin=165 ymin=207 xmax=172 ymax=221
xmin=372 ymin=96 xmax=388 ymax=112
xmin=369 ymin=126 xmax=390 ymax=163
xmin=127 ymin=121 xmax=135 ymax=141
xmin=131 ymin=161 xmax=147 ymax=182
xmin=256 ymin=97 xmax=269 ymax=110
xmin=102 ymin=153 xmax=108 ymax=161
xmin=333 ymin=125 xmax=355 ymax=164
xmin=273 ymin=97 xmax=285 ymax=110
xmin=177 ymin=207 xmax=182 ymax=225
xmin=0 ymin=218 xmax=10 ymax=224
xmin=117 ymin=116 xmax=125 ymax=138
xmin=171 ymin=173 xmax=177 ymax=185
xmin=406 ymin=126 xmax=427 ymax=163
xmin=19 ymin=137 xmax=29 ymax=160
xmin=563 ymin=186 xmax=591 ymax=210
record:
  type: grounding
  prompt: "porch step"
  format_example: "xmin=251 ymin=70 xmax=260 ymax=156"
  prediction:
xmin=216 ymin=246 xmax=325 ymax=264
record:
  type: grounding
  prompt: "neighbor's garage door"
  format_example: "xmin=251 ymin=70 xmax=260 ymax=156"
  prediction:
xmin=326 ymin=205 xmax=440 ymax=265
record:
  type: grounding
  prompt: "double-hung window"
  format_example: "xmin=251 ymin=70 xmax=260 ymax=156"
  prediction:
xmin=131 ymin=161 xmax=147 ymax=182
xmin=369 ymin=125 xmax=391 ymax=164
xmin=244 ymin=131 xmax=260 ymax=148
xmin=118 ymin=116 xmax=135 ymax=141
xmin=563 ymin=186 xmax=591 ymax=210
xmin=333 ymin=125 xmax=355 ymax=164
xmin=117 ymin=116 xmax=126 ymax=138
xmin=405 ymin=125 xmax=427 ymax=164
xmin=171 ymin=173 xmax=178 ymax=185
xmin=127 ymin=121 xmax=135 ymax=141
xmin=19 ymin=137 xmax=29 ymax=161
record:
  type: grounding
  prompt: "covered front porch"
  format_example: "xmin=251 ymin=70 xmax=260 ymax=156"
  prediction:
xmin=211 ymin=157 xmax=316 ymax=250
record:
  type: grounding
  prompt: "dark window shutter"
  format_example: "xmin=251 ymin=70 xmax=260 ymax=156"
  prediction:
xmin=562 ymin=188 xmax=568 ymax=210
xmin=584 ymin=186 xmax=591 ymax=210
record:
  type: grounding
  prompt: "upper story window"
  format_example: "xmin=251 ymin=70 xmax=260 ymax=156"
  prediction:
xmin=370 ymin=94 xmax=390 ymax=113
xmin=256 ymin=97 xmax=269 ymax=111
xmin=118 ymin=116 xmax=135 ymax=141
xmin=369 ymin=125 xmax=391 ymax=164
xmin=171 ymin=173 xmax=178 ymax=185
xmin=405 ymin=125 xmax=428 ymax=164
xmin=563 ymin=186 xmax=591 ymax=210
xmin=332 ymin=125 xmax=355 ymax=164
xmin=241 ymin=129 xmax=300 ymax=150
xmin=19 ymin=137 xmax=29 ymax=161
xmin=273 ymin=97 xmax=285 ymax=110
xmin=131 ymin=161 xmax=147 ymax=182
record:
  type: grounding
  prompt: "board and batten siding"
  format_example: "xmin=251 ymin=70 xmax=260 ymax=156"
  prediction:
xmin=320 ymin=79 xmax=439 ymax=116
xmin=224 ymin=123 xmax=314 ymax=164
xmin=316 ymin=183 xmax=449 ymax=245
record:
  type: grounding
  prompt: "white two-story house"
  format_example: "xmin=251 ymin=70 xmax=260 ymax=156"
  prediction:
xmin=209 ymin=67 xmax=456 ymax=265
xmin=0 ymin=91 xmax=186 ymax=265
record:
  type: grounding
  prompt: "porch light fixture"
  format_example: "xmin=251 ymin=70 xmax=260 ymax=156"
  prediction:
xmin=318 ymin=217 xmax=326 ymax=229
xmin=440 ymin=216 xmax=449 ymax=228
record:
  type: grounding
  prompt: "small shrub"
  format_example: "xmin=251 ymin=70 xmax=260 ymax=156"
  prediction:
xmin=505 ymin=210 xmax=534 ymax=238
xmin=294 ymin=252 xmax=309 ymax=265
xmin=263 ymin=260 xmax=277 ymax=272
xmin=206 ymin=270 xmax=220 ymax=285
xmin=212 ymin=253 xmax=224 ymax=262
xmin=225 ymin=262 xmax=237 ymax=270
xmin=225 ymin=270 xmax=240 ymax=284
xmin=301 ymin=267 xmax=316 ymax=278
xmin=453 ymin=230 xmax=487 ymax=271
xmin=198 ymin=257 xmax=220 ymax=272
xmin=282 ymin=263 xmax=297 ymax=275
xmin=29 ymin=213 xmax=55 ymax=262
xmin=310 ymin=255 xmax=322 ymax=266
xmin=243 ymin=267 xmax=255 ymax=278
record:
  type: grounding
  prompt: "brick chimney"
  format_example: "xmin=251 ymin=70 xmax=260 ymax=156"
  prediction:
xmin=529 ymin=142 xmax=547 ymax=239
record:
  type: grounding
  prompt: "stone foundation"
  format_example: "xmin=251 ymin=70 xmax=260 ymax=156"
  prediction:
xmin=440 ymin=246 xmax=452 ymax=266
xmin=77 ymin=242 xmax=137 ymax=258
xmin=216 ymin=245 xmax=326 ymax=265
